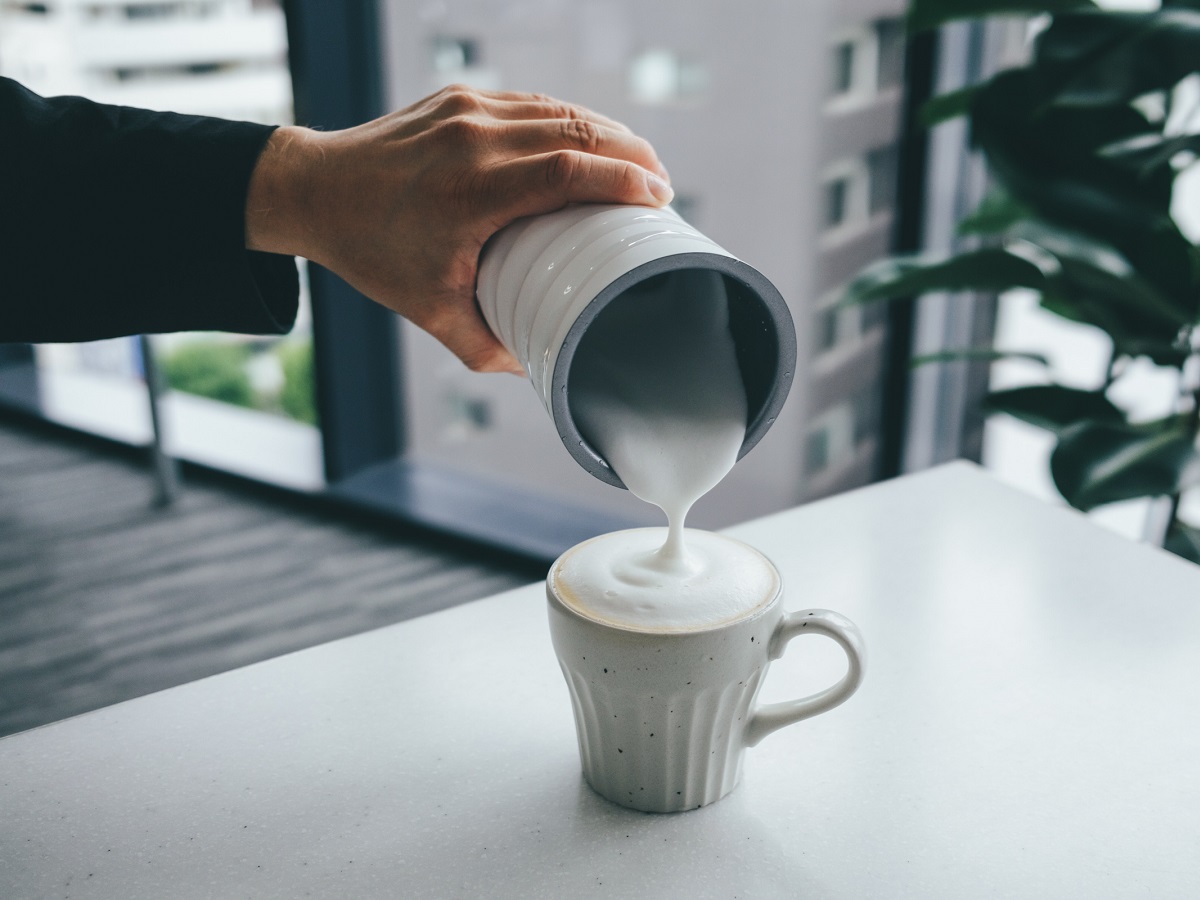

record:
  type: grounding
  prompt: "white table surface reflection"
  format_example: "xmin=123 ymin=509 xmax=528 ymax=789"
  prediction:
xmin=3 ymin=462 xmax=1199 ymax=898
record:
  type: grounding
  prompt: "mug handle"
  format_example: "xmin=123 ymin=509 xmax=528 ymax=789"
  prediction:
xmin=744 ymin=609 xmax=866 ymax=748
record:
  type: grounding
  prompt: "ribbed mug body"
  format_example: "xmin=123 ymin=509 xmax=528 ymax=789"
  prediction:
xmin=476 ymin=203 xmax=797 ymax=488
xmin=547 ymin=562 xmax=783 ymax=813
xmin=477 ymin=204 xmax=731 ymax=412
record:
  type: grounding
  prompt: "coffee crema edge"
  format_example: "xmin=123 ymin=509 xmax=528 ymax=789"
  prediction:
xmin=548 ymin=529 xmax=781 ymax=635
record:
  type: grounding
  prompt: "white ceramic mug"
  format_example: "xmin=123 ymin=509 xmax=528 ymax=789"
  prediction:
xmin=547 ymin=531 xmax=865 ymax=813
xmin=477 ymin=204 xmax=797 ymax=487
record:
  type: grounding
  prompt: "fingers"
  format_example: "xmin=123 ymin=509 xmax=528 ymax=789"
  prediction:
xmin=478 ymin=98 xmax=635 ymax=135
xmin=478 ymin=150 xmax=674 ymax=223
xmin=484 ymin=117 xmax=668 ymax=181
xmin=432 ymin=85 xmax=634 ymax=133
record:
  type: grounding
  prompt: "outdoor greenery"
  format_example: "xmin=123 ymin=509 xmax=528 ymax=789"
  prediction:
xmin=162 ymin=341 xmax=254 ymax=410
xmin=844 ymin=0 xmax=1200 ymax=562
xmin=278 ymin=338 xmax=318 ymax=426
xmin=161 ymin=337 xmax=317 ymax=427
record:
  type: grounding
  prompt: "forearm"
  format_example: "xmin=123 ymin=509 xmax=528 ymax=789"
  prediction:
xmin=0 ymin=77 xmax=299 ymax=343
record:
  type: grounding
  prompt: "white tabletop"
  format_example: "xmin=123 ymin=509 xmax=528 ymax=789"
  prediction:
xmin=3 ymin=462 xmax=1199 ymax=899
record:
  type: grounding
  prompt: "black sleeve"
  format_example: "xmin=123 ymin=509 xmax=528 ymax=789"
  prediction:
xmin=0 ymin=77 xmax=299 ymax=343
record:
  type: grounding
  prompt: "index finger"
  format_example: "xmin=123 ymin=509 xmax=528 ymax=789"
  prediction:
xmin=458 ymin=88 xmax=636 ymax=134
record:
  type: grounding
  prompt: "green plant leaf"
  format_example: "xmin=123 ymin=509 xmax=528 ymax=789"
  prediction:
xmin=840 ymin=248 xmax=1047 ymax=307
xmin=983 ymin=384 xmax=1125 ymax=432
xmin=921 ymin=86 xmax=980 ymax=126
xmin=969 ymin=68 xmax=1197 ymax=306
xmin=1100 ymin=132 xmax=1200 ymax=176
xmin=1050 ymin=417 xmax=1200 ymax=510
xmin=277 ymin=339 xmax=318 ymax=426
xmin=1036 ymin=9 xmax=1200 ymax=107
xmin=911 ymin=348 xmax=1051 ymax=368
xmin=957 ymin=188 xmax=1034 ymax=236
xmin=1053 ymin=256 xmax=1190 ymax=332
xmin=908 ymin=0 xmax=1094 ymax=33
xmin=1164 ymin=519 xmax=1200 ymax=564
xmin=1003 ymin=220 xmax=1193 ymax=355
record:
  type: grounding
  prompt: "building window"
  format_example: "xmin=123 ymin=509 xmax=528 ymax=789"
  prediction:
xmin=824 ymin=177 xmax=849 ymax=229
xmin=821 ymin=159 xmax=870 ymax=234
xmin=826 ymin=28 xmax=876 ymax=103
xmin=860 ymin=296 xmax=888 ymax=333
xmin=814 ymin=291 xmax=867 ymax=358
xmin=867 ymin=145 xmax=899 ymax=215
xmin=874 ymin=18 xmax=906 ymax=90
xmin=853 ymin=389 xmax=881 ymax=446
xmin=805 ymin=427 xmax=831 ymax=474
xmin=431 ymin=36 xmax=480 ymax=74
xmin=816 ymin=305 xmax=840 ymax=353
xmin=629 ymin=48 xmax=707 ymax=106
xmin=831 ymin=40 xmax=855 ymax=95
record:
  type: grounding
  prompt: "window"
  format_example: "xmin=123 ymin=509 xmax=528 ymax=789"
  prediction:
xmin=874 ymin=18 xmax=905 ymax=90
xmin=824 ymin=177 xmax=849 ymax=229
xmin=867 ymin=145 xmax=899 ymax=215
xmin=805 ymin=427 xmax=831 ymax=474
xmin=860 ymin=295 xmax=889 ymax=333
xmin=816 ymin=305 xmax=840 ymax=353
xmin=831 ymin=40 xmax=855 ymax=95
xmin=821 ymin=158 xmax=870 ymax=234
xmin=853 ymin=388 xmax=880 ymax=446
xmin=629 ymin=48 xmax=708 ymax=106
xmin=431 ymin=36 xmax=480 ymax=74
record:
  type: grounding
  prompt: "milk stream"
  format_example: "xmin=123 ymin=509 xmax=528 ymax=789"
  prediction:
xmin=568 ymin=269 xmax=754 ymax=624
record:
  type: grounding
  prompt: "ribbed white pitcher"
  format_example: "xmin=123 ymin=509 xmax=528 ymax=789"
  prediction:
xmin=476 ymin=204 xmax=796 ymax=487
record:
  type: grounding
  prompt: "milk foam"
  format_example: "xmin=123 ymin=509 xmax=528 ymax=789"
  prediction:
xmin=552 ymin=528 xmax=778 ymax=631
xmin=569 ymin=268 xmax=747 ymax=565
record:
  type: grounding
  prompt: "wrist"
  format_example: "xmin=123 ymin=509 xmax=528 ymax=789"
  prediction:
xmin=245 ymin=125 xmax=322 ymax=260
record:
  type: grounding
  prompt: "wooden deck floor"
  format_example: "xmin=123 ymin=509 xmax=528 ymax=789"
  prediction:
xmin=0 ymin=413 xmax=537 ymax=738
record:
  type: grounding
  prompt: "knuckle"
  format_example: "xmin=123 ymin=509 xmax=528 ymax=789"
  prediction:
xmin=436 ymin=114 xmax=488 ymax=147
xmin=436 ymin=84 xmax=483 ymax=116
xmin=544 ymin=149 xmax=585 ymax=190
xmin=561 ymin=117 xmax=602 ymax=153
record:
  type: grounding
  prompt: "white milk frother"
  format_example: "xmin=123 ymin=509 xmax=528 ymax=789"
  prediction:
xmin=476 ymin=204 xmax=797 ymax=487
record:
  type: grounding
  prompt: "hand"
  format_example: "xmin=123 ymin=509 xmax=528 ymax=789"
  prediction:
xmin=245 ymin=84 xmax=673 ymax=373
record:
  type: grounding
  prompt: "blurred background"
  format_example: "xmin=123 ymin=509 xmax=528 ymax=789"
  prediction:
xmin=0 ymin=0 xmax=993 ymax=555
xmin=3 ymin=0 xmax=1198 ymax=717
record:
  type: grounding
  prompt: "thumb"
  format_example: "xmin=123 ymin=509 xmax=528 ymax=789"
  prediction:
xmin=420 ymin=303 xmax=526 ymax=375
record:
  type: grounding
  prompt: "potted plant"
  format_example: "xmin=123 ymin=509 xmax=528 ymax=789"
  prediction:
xmin=845 ymin=0 xmax=1200 ymax=562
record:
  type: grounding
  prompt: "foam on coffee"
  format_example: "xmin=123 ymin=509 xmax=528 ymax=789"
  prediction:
xmin=552 ymin=527 xmax=778 ymax=631
xmin=569 ymin=268 xmax=747 ymax=567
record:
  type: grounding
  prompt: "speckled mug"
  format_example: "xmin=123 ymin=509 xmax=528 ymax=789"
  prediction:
xmin=547 ymin=534 xmax=866 ymax=813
